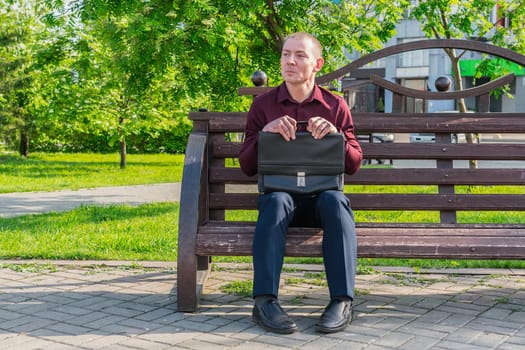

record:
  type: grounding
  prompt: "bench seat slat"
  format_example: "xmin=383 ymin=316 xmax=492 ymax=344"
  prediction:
xmin=195 ymin=223 xmax=525 ymax=259
xmin=198 ymin=221 xmax=525 ymax=235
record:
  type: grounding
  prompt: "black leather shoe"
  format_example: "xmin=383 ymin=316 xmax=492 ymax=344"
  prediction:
xmin=316 ymin=299 xmax=352 ymax=333
xmin=252 ymin=298 xmax=298 ymax=334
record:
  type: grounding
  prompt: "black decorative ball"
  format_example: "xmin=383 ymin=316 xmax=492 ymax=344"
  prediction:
xmin=435 ymin=76 xmax=452 ymax=92
xmin=251 ymin=70 xmax=268 ymax=87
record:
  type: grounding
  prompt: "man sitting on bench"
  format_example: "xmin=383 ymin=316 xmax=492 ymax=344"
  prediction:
xmin=239 ymin=32 xmax=363 ymax=334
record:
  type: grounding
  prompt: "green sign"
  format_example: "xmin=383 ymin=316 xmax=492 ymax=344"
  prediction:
xmin=459 ymin=59 xmax=524 ymax=77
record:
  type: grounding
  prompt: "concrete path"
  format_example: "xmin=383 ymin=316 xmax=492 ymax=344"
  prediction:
xmin=0 ymin=183 xmax=181 ymax=218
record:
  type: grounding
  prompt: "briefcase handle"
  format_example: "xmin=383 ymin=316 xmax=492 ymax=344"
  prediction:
xmin=296 ymin=120 xmax=308 ymax=132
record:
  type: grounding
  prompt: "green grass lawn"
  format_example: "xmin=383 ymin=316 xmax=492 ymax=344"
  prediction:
xmin=0 ymin=152 xmax=184 ymax=193
xmin=0 ymin=203 xmax=179 ymax=261
xmin=1 ymin=152 xmax=524 ymax=269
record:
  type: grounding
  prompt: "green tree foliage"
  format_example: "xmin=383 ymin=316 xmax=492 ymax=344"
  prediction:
xmin=4 ymin=0 xmax=411 ymax=158
xmin=0 ymin=0 xmax=41 ymax=156
xmin=411 ymin=0 xmax=525 ymax=99
xmin=36 ymin=1 xmax=194 ymax=160
xmin=45 ymin=0 xmax=409 ymax=110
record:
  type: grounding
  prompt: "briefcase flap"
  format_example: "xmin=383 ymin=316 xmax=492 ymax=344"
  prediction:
xmin=257 ymin=132 xmax=345 ymax=176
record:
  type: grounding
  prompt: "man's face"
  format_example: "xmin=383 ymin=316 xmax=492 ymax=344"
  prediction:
xmin=280 ymin=37 xmax=322 ymax=85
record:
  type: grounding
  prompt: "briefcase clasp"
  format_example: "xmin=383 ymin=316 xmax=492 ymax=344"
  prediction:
xmin=297 ymin=172 xmax=306 ymax=188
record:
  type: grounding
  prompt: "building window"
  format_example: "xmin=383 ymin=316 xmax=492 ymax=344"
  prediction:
xmin=398 ymin=38 xmax=429 ymax=67
xmin=398 ymin=78 xmax=427 ymax=113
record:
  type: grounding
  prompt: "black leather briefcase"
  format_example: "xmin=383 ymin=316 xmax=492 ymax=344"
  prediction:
xmin=257 ymin=131 xmax=345 ymax=194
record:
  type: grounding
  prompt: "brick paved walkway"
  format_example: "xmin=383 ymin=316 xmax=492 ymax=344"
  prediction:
xmin=0 ymin=261 xmax=524 ymax=349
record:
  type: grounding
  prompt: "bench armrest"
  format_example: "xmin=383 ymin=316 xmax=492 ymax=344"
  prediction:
xmin=177 ymin=132 xmax=207 ymax=311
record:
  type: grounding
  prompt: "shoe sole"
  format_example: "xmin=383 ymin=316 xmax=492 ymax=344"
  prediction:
xmin=315 ymin=310 xmax=353 ymax=333
xmin=315 ymin=323 xmax=348 ymax=333
xmin=253 ymin=316 xmax=298 ymax=334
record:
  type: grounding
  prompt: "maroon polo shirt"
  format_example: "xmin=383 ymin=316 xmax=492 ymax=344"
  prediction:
xmin=239 ymin=83 xmax=363 ymax=177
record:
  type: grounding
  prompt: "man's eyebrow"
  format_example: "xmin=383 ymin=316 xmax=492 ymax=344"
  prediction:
xmin=282 ymin=49 xmax=307 ymax=55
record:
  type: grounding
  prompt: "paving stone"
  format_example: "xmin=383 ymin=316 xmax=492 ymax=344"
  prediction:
xmin=397 ymin=335 xmax=441 ymax=350
xmin=83 ymin=315 xmax=127 ymax=329
xmin=466 ymin=317 xmax=523 ymax=335
xmin=249 ymin=333 xmax=307 ymax=348
xmin=413 ymin=310 xmax=451 ymax=324
xmin=293 ymin=336 xmax=343 ymax=350
xmin=117 ymin=318 xmax=164 ymax=333
xmin=505 ymin=311 xmax=525 ymax=323
xmin=470 ymin=331 xmax=510 ymax=348
xmin=5 ymin=316 xmax=58 ymax=333
xmin=397 ymin=322 xmax=449 ymax=340
xmin=136 ymin=327 xmax=201 ymax=346
xmin=433 ymin=339 xmax=492 ymax=350
xmin=0 ymin=310 xmax=26 ymax=323
xmin=15 ymin=337 xmax=78 ymax=350
xmin=442 ymin=327 xmax=484 ymax=344
xmin=113 ymin=336 xmax=170 ymax=350
xmin=78 ymin=334 xmax=130 ymax=349
xmin=438 ymin=314 xmax=476 ymax=328
xmin=0 ymin=333 xmax=39 ymax=350
xmin=479 ymin=306 xmax=513 ymax=320
xmin=373 ymin=331 xmax=414 ymax=347
xmin=172 ymin=318 xmax=220 ymax=332
xmin=498 ymin=343 xmax=525 ymax=350
xmin=38 ymin=331 xmax=110 ymax=348
xmin=507 ymin=335 xmax=525 ymax=346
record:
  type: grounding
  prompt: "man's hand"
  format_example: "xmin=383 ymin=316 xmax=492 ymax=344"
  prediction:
xmin=262 ymin=115 xmax=297 ymax=141
xmin=307 ymin=116 xmax=337 ymax=139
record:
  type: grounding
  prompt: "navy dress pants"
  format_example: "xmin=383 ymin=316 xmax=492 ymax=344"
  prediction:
xmin=252 ymin=190 xmax=357 ymax=300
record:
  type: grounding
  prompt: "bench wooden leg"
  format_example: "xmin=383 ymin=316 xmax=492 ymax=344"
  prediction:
xmin=177 ymin=253 xmax=198 ymax=312
xmin=177 ymin=255 xmax=210 ymax=312
xmin=198 ymin=255 xmax=211 ymax=271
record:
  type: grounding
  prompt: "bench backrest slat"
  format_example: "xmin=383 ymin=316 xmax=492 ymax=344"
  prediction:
xmin=209 ymin=193 xmax=525 ymax=211
xmin=209 ymin=167 xmax=525 ymax=185
xmin=212 ymin=140 xmax=525 ymax=161
xmin=192 ymin=112 xmax=525 ymax=133
xmin=360 ymin=143 xmax=525 ymax=160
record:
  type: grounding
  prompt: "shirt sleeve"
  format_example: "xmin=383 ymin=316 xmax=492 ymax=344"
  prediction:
xmin=239 ymin=100 xmax=265 ymax=177
xmin=338 ymin=99 xmax=363 ymax=175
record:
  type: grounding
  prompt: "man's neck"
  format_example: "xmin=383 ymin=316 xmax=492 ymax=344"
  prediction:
xmin=285 ymin=81 xmax=315 ymax=103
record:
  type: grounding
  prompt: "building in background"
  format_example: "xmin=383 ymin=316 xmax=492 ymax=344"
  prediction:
xmin=342 ymin=14 xmax=525 ymax=116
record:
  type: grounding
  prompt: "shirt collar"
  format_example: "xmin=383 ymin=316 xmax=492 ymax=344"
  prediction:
xmin=277 ymin=83 xmax=327 ymax=107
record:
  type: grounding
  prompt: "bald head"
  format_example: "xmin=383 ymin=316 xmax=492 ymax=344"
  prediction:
xmin=283 ymin=32 xmax=323 ymax=59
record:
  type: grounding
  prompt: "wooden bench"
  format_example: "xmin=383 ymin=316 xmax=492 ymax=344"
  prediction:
xmin=177 ymin=39 xmax=525 ymax=312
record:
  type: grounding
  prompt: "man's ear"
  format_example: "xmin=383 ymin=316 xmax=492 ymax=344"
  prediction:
xmin=313 ymin=57 xmax=324 ymax=73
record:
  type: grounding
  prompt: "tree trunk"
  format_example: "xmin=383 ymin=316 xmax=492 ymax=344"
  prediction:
xmin=120 ymin=139 xmax=126 ymax=169
xmin=119 ymin=116 xmax=126 ymax=169
xmin=19 ymin=131 xmax=29 ymax=157
xmin=449 ymin=51 xmax=478 ymax=169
